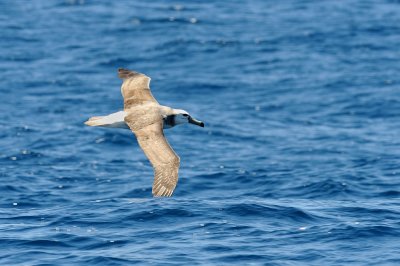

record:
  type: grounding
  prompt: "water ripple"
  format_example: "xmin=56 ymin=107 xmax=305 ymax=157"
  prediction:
xmin=1 ymin=0 xmax=400 ymax=265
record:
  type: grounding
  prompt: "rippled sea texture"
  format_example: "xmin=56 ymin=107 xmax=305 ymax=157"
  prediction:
xmin=1 ymin=0 xmax=400 ymax=265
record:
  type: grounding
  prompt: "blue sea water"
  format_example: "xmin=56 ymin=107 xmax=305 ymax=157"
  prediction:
xmin=1 ymin=0 xmax=400 ymax=265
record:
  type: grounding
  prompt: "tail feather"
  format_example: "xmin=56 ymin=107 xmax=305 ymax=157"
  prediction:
xmin=85 ymin=116 xmax=105 ymax=126
xmin=84 ymin=111 xmax=128 ymax=129
xmin=88 ymin=116 xmax=102 ymax=121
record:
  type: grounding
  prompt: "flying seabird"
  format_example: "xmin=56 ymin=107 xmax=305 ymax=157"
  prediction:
xmin=85 ymin=68 xmax=204 ymax=197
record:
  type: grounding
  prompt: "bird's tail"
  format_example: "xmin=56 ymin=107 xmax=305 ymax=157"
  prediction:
xmin=84 ymin=111 xmax=129 ymax=129
xmin=84 ymin=116 xmax=106 ymax=127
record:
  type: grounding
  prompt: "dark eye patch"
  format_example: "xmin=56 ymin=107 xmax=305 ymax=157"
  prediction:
xmin=182 ymin=114 xmax=189 ymax=117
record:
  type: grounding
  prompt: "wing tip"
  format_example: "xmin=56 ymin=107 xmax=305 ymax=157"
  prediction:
xmin=118 ymin=68 xmax=138 ymax=79
xmin=152 ymin=186 xmax=175 ymax=197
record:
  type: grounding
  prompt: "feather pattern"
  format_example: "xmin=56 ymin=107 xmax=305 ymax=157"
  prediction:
xmin=120 ymin=68 xmax=180 ymax=197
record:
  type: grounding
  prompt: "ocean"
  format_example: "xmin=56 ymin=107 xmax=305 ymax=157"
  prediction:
xmin=1 ymin=0 xmax=400 ymax=265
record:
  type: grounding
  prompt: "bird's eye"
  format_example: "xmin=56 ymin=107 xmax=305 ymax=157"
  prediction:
xmin=182 ymin=114 xmax=189 ymax=117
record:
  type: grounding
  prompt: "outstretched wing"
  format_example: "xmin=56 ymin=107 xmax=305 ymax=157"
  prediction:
xmin=118 ymin=68 xmax=159 ymax=109
xmin=131 ymin=122 xmax=180 ymax=197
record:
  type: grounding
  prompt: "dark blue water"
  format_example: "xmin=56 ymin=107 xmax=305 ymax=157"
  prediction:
xmin=1 ymin=0 xmax=400 ymax=265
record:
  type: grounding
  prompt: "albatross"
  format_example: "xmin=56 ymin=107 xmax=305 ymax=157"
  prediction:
xmin=85 ymin=68 xmax=204 ymax=197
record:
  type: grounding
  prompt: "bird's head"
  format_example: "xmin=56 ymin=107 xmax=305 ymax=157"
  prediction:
xmin=173 ymin=109 xmax=204 ymax=127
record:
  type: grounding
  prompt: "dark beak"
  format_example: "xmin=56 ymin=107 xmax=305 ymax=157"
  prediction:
xmin=188 ymin=116 xmax=205 ymax=127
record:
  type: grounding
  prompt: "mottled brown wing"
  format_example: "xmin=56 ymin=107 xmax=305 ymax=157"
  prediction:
xmin=131 ymin=122 xmax=180 ymax=197
xmin=118 ymin=68 xmax=159 ymax=109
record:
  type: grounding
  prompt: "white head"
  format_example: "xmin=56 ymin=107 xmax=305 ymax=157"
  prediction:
xmin=168 ymin=109 xmax=204 ymax=128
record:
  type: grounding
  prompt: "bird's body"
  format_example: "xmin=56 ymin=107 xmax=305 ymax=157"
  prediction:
xmin=85 ymin=107 xmax=185 ymax=130
xmin=85 ymin=68 xmax=204 ymax=197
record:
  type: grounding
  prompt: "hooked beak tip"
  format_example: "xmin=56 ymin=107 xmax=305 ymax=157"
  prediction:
xmin=189 ymin=117 xmax=205 ymax=128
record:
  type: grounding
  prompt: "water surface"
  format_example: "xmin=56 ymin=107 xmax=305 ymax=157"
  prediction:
xmin=1 ymin=0 xmax=400 ymax=265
